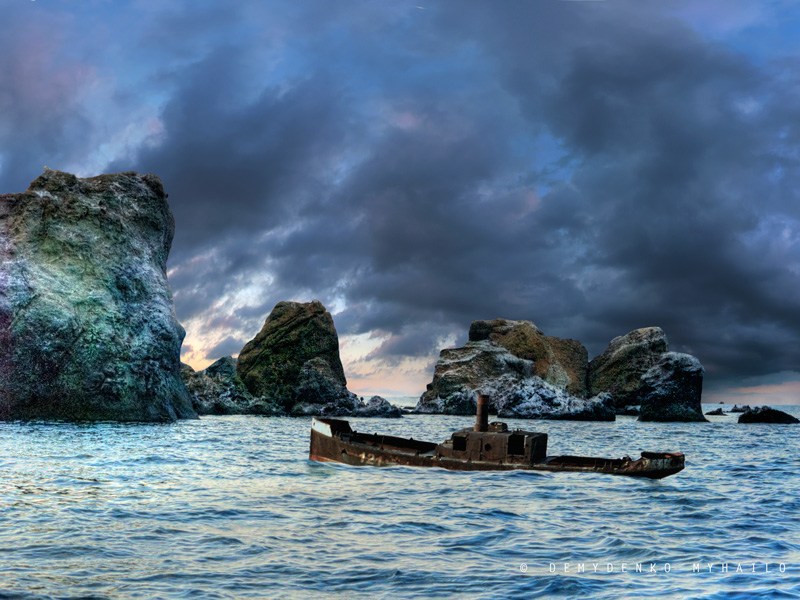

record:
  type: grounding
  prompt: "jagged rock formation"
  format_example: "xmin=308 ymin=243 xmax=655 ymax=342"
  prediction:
xmin=236 ymin=300 xmax=401 ymax=417
xmin=415 ymin=338 xmax=614 ymax=420
xmin=181 ymin=357 xmax=279 ymax=415
xmin=738 ymin=406 xmax=799 ymax=424
xmin=0 ymin=170 xmax=195 ymax=421
xmin=417 ymin=320 xmax=706 ymax=422
xmin=587 ymin=327 xmax=668 ymax=409
xmin=292 ymin=394 xmax=402 ymax=418
xmin=636 ymin=352 xmax=706 ymax=421
xmin=588 ymin=327 xmax=706 ymax=421
xmin=237 ymin=300 xmax=347 ymax=410
xmin=469 ymin=319 xmax=588 ymax=396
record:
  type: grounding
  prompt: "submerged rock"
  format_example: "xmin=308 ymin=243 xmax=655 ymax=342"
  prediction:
xmin=637 ymin=353 xmax=706 ymax=422
xmin=738 ymin=406 xmax=799 ymax=424
xmin=0 ymin=170 xmax=195 ymax=421
xmin=415 ymin=339 xmax=613 ymax=420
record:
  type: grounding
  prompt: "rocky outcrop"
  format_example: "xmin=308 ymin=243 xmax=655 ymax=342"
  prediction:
xmin=730 ymin=405 xmax=750 ymax=413
xmin=181 ymin=357 xmax=279 ymax=415
xmin=418 ymin=320 xmax=705 ymax=422
xmin=587 ymin=327 xmax=668 ymax=409
xmin=588 ymin=327 xmax=706 ymax=421
xmin=237 ymin=300 xmax=401 ymax=417
xmin=0 ymin=170 xmax=195 ymax=421
xmin=182 ymin=354 xmax=399 ymax=417
xmin=469 ymin=319 xmax=588 ymax=396
xmin=738 ymin=406 xmax=799 ymax=424
xmin=415 ymin=339 xmax=613 ymax=420
xmin=636 ymin=353 xmax=706 ymax=421
xmin=293 ymin=356 xmax=353 ymax=406
xmin=705 ymin=407 xmax=725 ymax=416
xmin=237 ymin=300 xmax=347 ymax=410
xmin=292 ymin=394 xmax=402 ymax=418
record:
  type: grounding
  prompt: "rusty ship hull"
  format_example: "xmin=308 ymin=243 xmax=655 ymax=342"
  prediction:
xmin=309 ymin=417 xmax=685 ymax=479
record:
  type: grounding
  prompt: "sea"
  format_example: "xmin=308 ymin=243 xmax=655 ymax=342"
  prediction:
xmin=0 ymin=402 xmax=798 ymax=600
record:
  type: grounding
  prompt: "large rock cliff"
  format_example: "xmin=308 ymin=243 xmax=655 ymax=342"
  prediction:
xmin=468 ymin=319 xmax=588 ymax=396
xmin=587 ymin=327 xmax=668 ymax=409
xmin=0 ymin=170 xmax=195 ymax=421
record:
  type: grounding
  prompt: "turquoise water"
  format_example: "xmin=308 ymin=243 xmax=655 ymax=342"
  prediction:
xmin=0 ymin=405 xmax=798 ymax=599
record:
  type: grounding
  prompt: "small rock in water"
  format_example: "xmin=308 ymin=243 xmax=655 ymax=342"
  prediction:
xmin=738 ymin=406 xmax=799 ymax=424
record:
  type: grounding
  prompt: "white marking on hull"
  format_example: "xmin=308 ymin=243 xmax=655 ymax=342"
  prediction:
xmin=311 ymin=418 xmax=332 ymax=438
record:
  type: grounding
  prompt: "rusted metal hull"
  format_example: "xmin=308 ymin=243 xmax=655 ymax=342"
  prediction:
xmin=309 ymin=418 xmax=685 ymax=479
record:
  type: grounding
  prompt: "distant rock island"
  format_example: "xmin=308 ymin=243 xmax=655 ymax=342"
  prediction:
xmin=415 ymin=320 xmax=706 ymax=422
xmin=0 ymin=170 xmax=195 ymax=421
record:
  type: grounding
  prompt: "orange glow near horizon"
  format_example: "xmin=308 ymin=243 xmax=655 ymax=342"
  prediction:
xmin=704 ymin=381 xmax=800 ymax=405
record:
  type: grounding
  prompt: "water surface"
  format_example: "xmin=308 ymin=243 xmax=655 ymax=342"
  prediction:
xmin=1 ymin=405 xmax=798 ymax=599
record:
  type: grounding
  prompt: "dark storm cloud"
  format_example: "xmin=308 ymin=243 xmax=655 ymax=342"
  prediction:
xmin=4 ymin=1 xmax=798 ymax=387
xmin=107 ymin=46 xmax=359 ymax=257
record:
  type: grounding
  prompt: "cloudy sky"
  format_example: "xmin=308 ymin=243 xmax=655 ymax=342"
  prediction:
xmin=2 ymin=0 xmax=798 ymax=402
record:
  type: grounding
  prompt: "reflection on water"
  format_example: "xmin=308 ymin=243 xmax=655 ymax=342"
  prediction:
xmin=0 ymin=406 xmax=798 ymax=599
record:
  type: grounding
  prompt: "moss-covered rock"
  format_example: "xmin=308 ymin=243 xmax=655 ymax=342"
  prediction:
xmin=236 ymin=301 xmax=403 ymax=417
xmin=237 ymin=300 xmax=347 ymax=409
xmin=0 ymin=170 xmax=195 ymax=421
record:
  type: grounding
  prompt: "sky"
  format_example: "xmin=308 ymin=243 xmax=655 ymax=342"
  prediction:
xmin=1 ymin=0 xmax=798 ymax=403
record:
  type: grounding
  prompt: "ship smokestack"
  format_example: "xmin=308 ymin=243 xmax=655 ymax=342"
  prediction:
xmin=475 ymin=394 xmax=489 ymax=432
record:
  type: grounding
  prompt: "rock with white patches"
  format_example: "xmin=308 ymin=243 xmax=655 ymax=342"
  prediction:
xmin=0 ymin=170 xmax=195 ymax=421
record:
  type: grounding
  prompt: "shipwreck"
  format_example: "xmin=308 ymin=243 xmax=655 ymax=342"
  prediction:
xmin=309 ymin=395 xmax=685 ymax=479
